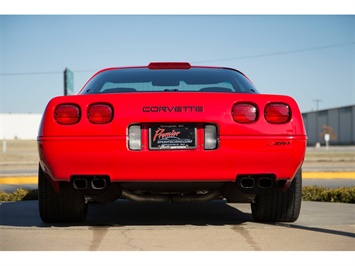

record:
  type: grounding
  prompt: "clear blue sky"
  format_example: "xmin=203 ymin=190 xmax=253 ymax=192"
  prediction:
xmin=0 ymin=15 xmax=354 ymax=114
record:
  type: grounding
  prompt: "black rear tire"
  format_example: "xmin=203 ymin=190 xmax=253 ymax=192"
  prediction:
xmin=38 ymin=165 xmax=88 ymax=223
xmin=251 ymin=168 xmax=302 ymax=223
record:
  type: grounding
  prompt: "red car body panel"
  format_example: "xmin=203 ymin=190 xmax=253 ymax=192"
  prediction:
xmin=38 ymin=91 xmax=307 ymax=184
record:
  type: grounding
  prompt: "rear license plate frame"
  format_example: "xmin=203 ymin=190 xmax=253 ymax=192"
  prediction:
xmin=149 ymin=124 xmax=197 ymax=150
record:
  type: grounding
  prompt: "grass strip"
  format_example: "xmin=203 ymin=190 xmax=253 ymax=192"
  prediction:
xmin=0 ymin=186 xmax=354 ymax=203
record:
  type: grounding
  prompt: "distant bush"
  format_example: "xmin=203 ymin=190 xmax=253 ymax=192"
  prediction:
xmin=0 ymin=187 xmax=354 ymax=203
xmin=302 ymin=186 xmax=355 ymax=203
xmin=0 ymin=188 xmax=38 ymax=202
xmin=0 ymin=191 xmax=12 ymax=202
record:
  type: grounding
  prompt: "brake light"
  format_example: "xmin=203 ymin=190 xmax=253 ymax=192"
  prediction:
xmin=88 ymin=104 xmax=113 ymax=124
xmin=148 ymin=62 xmax=191 ymax=69
xmin=232 ymin=103 xmax=258 ymax=123
xmin=55 ymin=104 xmax=80 ymax=125
xmin=265 ymin=103 xmax=290 ymax=124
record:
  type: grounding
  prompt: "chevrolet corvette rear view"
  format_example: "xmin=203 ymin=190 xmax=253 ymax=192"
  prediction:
xmin=37 ymin=62 xmax=307 ymax=223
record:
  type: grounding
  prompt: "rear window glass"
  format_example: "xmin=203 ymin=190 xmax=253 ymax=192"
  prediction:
xmin=80 ymin=68 xmax=258 ymax=94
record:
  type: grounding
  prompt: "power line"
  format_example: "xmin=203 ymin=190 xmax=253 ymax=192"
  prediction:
xmin=192 ymin=41 xmax=355 ymax=64
xmin=0 ymin=71 xmax=61 ymax=76
xmin=0 ymin=69 xmax=96 ymax=76
xmin=0 ymin=41 xmax=354 ymax=76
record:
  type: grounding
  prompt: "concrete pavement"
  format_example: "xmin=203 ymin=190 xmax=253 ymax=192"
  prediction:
xmin=1 ymin=200 xmax=354 ymax=251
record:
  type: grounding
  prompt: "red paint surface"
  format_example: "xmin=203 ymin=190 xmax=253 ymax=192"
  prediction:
xmin=38 ymin=67 xmax=307 ymax=184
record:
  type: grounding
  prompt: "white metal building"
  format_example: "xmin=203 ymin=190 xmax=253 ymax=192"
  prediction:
xmin=0 ymin=113 xmax=42 ymax=140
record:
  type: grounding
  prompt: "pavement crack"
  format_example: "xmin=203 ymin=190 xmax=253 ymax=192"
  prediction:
xmin=88 ymin=226 xmax=109 ymax=251
xmin=232 ymin=226 xmax=261 ymax=251
xmin=121 ymin=229 xmax=144 ymax=251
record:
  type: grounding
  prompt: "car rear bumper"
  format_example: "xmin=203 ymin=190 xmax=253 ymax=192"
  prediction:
xmin=38 ymin=135 xmax=306 ymax=183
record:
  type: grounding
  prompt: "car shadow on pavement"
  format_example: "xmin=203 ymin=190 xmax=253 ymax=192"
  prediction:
xmin=0 ymin=200 xmax=355 ymax=241
xmin=0 ymin=199 xmax=254 ymax=227
xmin=276 ymin=223 xmax=355 ymax=239
xmin=86 ymin=200 xmax=254 ymax=226
xmin=1 ymin=200 xmax=354 ymax=241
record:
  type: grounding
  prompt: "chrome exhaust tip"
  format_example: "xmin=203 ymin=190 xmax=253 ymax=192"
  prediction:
xmin=73 ymin=178 xmax=88 ymax=189
xmin=240 ymin=177 xmax=255 ymax=189
xmin=258 ymin=177 xmax=273 ymax=188
xmin=91 ymin=178 xmax=107 ymax=190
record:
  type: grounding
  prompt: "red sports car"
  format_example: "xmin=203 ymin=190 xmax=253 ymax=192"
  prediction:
xmin=37 ymin=62 xmax=307 ymax=223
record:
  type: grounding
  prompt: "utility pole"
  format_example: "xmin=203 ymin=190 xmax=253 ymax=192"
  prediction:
xmin=313 ymin=99 xmax=322 ymax=111
xmin=313 ymin=99 xmax=322 ymax=146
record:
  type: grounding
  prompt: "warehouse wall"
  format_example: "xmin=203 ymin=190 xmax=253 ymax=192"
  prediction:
xmin=0 ymin=113 xmax=42 ymax=140
xmin=302 ymin=105 xmax=355 ymax=146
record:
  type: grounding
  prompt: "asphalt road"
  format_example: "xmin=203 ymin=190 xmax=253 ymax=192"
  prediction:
xmin=1 ymin=199 xmax=354 ymax=252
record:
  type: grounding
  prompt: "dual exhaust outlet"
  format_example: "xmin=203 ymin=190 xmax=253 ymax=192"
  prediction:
xmin=240 ymin=176 xmax=273 ymax=189
xmin=72 ymin=177 xmax=107 ymax=190
xmin=237 ymin=175 xmax=275 ymax=194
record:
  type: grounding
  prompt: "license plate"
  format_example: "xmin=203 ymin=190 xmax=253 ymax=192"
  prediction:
xmin=149 ymin=124 xmax=197 ymax=150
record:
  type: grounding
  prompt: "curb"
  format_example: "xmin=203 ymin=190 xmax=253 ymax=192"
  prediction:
xmin=303 ymin=172 xmax=355 ymax=179
xmin=0 ymin=176 xmax=37 ymax=184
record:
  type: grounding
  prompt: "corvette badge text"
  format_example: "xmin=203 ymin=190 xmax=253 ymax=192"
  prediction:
xmin=143 ymin=106 xmax=204 ymax=112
